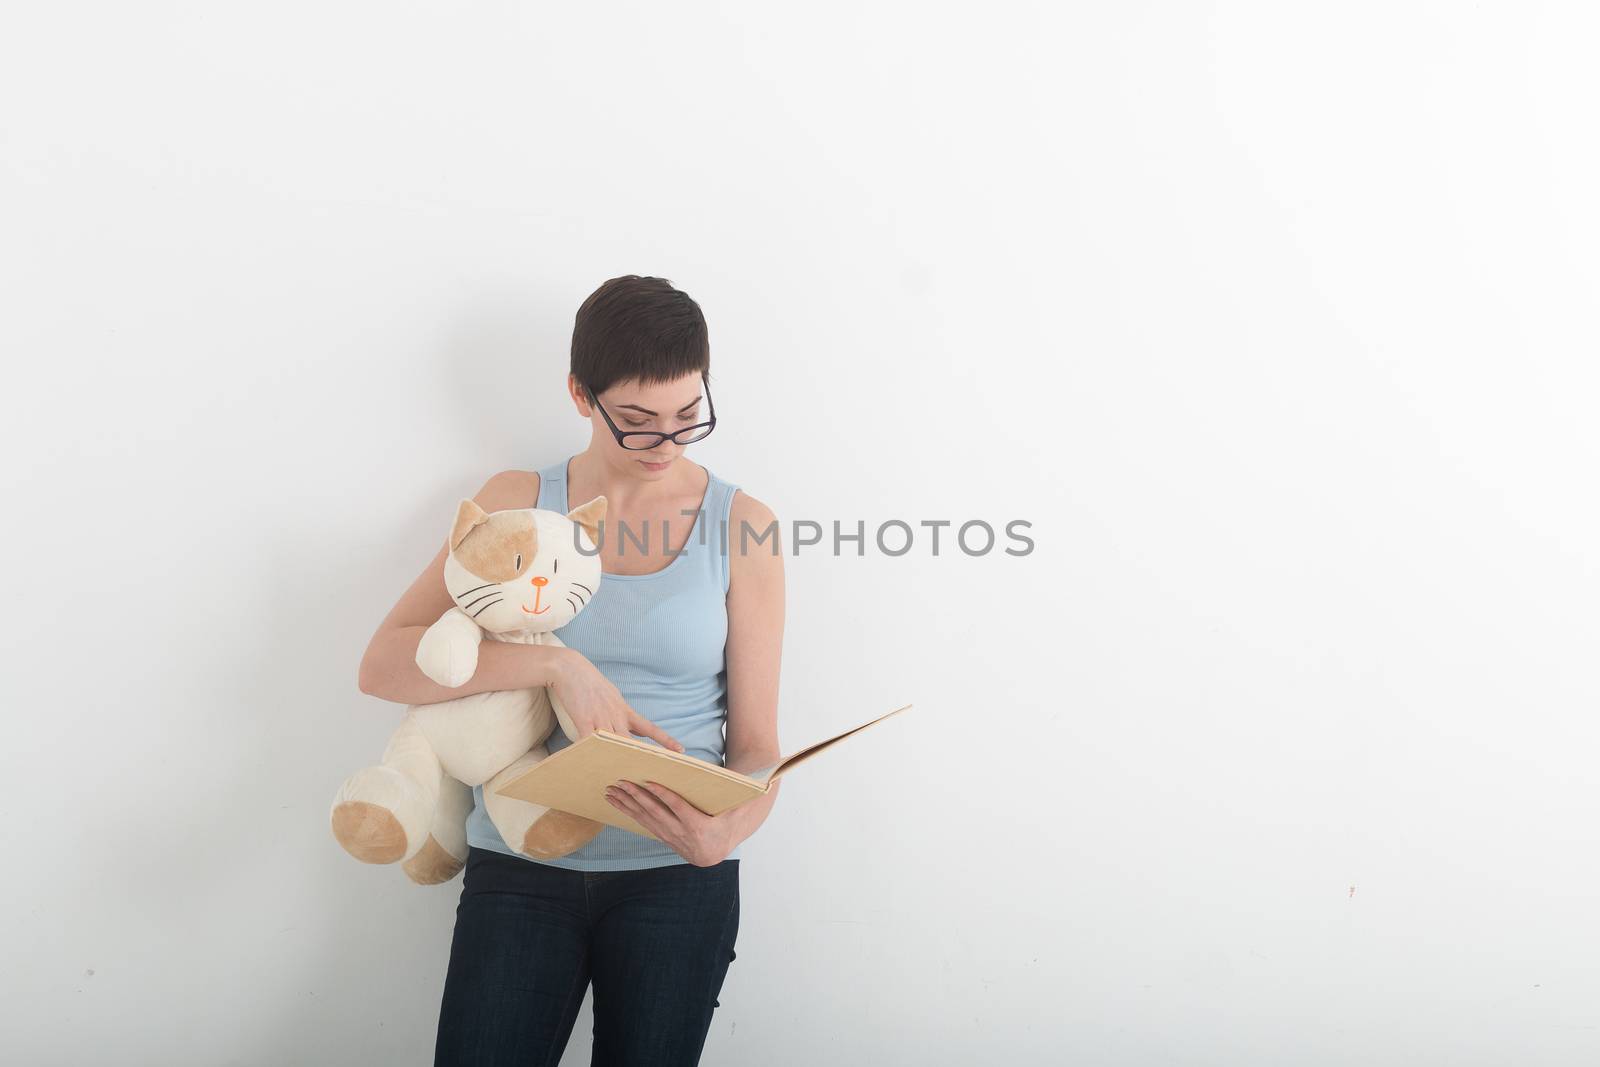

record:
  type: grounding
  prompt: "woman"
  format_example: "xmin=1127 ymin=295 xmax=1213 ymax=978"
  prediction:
xmin=356 ymin=275 xmax=785 ymax=1065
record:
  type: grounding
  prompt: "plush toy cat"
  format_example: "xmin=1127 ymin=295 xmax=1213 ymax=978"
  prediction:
xmin=331 ymin=494 xmax=609 ymax=885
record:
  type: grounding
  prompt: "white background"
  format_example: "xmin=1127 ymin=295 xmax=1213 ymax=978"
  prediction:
xmin=3 ymin=2 xmax=1597 ymax=1064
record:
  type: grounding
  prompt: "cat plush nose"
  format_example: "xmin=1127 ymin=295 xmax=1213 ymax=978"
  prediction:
xmin=531 ymin=576 xmax=549 ymax=588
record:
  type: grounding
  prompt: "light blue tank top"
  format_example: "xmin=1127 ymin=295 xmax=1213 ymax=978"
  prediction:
xmin=464 ymin=455 xmax=744 ymax=870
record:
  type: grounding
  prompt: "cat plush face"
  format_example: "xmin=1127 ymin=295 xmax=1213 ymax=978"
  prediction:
xmin=441 ymin=496 xmax=606 ymax=635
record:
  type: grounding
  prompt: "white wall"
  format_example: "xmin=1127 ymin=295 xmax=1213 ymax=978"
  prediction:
xmin=4 ymin=2 xmax=1598 ymax=1063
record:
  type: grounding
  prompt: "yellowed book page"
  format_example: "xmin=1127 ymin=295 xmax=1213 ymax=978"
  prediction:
xmin=763 ymin=703 xmax=912 ymax=781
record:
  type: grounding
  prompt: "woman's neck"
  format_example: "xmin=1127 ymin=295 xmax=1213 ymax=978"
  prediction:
xmin=568 ymin=446 xmax=704 ymax=513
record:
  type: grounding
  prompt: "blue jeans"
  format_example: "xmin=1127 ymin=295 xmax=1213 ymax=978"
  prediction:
xmin=434 ymin=846 xmax=741 ymax=1066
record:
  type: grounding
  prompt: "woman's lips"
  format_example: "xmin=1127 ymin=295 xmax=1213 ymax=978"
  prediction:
xmin=639 ymin=458 xmax=671 ymax=471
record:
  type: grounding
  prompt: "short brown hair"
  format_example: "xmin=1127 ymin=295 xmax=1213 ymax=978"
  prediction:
xmin=570 ymin=275 xmax=710 ymax=397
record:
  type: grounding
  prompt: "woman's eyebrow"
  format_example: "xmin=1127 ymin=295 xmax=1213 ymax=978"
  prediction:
xmin=616 ymin=395 xmax=703 ymax=416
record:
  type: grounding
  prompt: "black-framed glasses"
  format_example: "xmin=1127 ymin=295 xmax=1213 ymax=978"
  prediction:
xmin=585 ymin=372 xmax=717 ymax=450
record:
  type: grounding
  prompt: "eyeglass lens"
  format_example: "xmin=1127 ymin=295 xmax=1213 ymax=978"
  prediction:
xmin=620 ymin=424 xmax=714 ymax=449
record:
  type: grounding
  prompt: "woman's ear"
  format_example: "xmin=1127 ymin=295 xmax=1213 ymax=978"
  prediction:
xmin=567 ymin=495 xmax=607 ymax=546
xmin=570 ymin=373 xmax=593 ymax=417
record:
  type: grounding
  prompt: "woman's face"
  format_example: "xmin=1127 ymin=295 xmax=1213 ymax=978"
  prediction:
xmin=570 ymin=371 xmax=709 ymax=479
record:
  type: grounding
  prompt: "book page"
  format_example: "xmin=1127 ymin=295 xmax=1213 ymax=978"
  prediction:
xmin=767 ymin=703 xmax=911 ymax=782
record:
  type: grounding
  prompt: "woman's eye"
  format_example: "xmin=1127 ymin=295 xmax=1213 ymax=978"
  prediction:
xmin=623 ymin=420 xmax=649 ymax=429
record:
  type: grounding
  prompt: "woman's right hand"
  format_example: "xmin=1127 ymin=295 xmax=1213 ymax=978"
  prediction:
xmin=549 ymin=647 xmax=685 ymax=753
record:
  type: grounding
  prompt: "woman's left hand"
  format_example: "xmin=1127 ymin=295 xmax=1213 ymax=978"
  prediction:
xmin=605 ymin=780 xmax=736 ymax=867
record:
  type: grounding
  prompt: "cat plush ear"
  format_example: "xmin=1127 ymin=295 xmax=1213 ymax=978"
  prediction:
xmin=567 ymin=495 xmax=607 ymax=547
xmin=449 ymin=499 xmax=491 ymax=552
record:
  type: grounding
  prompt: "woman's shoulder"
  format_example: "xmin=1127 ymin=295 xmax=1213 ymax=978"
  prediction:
xmin=472 ymin=468 xmax=542 ymax=512
xmin=726 ymin=483 xmax=775 ymax=528
xmin=694 ymin=461 xmax=751 ymax=507
xmin=725 ymin=482 xmax=779 ymax=562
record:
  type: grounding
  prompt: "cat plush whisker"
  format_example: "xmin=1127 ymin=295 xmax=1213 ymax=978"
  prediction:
xmin=468 ymin=598 xmax=504 ymax=617
xmin=566 ymin=596 xmax=580 ymax=613
xmin=456 ymin=582 xmax=498 ymax=598
xmin=571 ymin=582 xmax=593 ymax=597
xmin=461 ymin=592 xmax=502 ymax=611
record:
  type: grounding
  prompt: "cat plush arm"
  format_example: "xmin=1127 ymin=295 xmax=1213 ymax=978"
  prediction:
xmin=415 ymin=606 xmax=486 ymax=688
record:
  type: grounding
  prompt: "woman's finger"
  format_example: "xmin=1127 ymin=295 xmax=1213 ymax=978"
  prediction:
xmin=606 ymin=786 xmax=637 ymax=819
xmin=630 ymin=711 xmax=685 ymax=752
xmin=623 ymin=781 xmax=682 ymax=825
xmin=613 ymin=781 xmax=681 ymax=833
xmin=607 ymin=785 xmax=653 ymax=831
xmin=640 ymin=781 xmax=694 ymax=820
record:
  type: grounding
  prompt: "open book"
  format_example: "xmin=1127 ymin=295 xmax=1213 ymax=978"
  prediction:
xmin=495 ymin=703 xmax=912 ymax=842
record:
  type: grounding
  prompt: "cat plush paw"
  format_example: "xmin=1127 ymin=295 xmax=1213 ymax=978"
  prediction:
xmin=400 ymin=775 xmax=472 ymax=885
xmin=415 ymin=618 xmax=481 ymax=688
xmin=520 ymin=809 xmax=606 ymax=859
xmin=330 ymin=766 xmax=432 ymax=864
xmin=331 ymin=801 xmax=409 ymax=864
xmin=402 ymin=835 xmax=466 ymax=884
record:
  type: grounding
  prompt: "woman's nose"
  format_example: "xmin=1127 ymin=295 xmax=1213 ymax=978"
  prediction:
xmin=531 ymin=576 xmax=548 ymax=587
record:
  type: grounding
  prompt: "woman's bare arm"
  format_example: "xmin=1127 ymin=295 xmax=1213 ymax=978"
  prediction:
xmin=357 ymin=469 xmax=566 ymax=706
xmin=720 ymin=489 xmax=786 ymax=847
xmin=357 ymin=468 xmax=685 ymax=751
